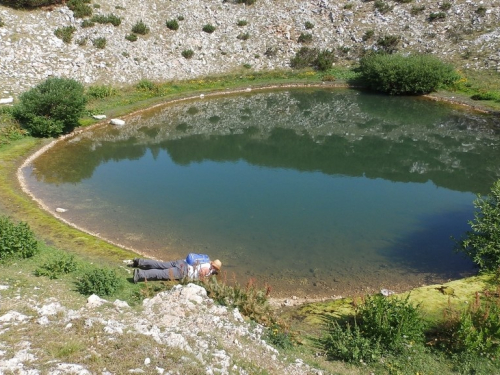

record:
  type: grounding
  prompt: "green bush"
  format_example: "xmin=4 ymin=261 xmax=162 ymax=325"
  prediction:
xmin=439 ymin=2 xmax=452 ymax=11
xmin=304 ymin=21 xmax=314 ymax=29
xmin=76 ymin=267 xmax=122 ymax=296
xmin=290 ymin=47 xmax=318 ymax=69
xmin=166 ymin=19 xmax=179 ymax=30
xmin=411 ymin=5 xmax=425 ymax=15
xmin=86 ymin=85 xmax=117 ymax=99
xmin=264 ymin=322 xmax=294 ymax=349
xmin=362 ymin=29 xmax=374 ymax=41
xmin=35 ymin=254 xmax=78 ymax=279
xmin=236 ymin=0 xmax=256 ymax=5
xmin=125 ymin=33 xmax=137 ymax=42
xmin=476 ymin=6 xmax=487 ymax=16
xmin=429 ymin=12 xmax=446 ymax=21
xmin=182 ymin=49 xmax=194 ymax=59
xmin=457 ymin=180 xmax=500 ymax=271
xmin=376 ymin=35 xmax=400 ymax=53
xmin=67 ymin=0 xmax=92 ymax=18
xmin=12 ymin=77 xmax=87 ymax=137
xmin=471 ymin=91 xmax=500 ymax=101
xmin=81 ymin=19 xmax=95 ymax=28
xmin=54 ymin=26 xmax=76 ymax=44
xmin=93 ymin=37 xmax=106 ymax=49
xmin=91 ymin=14 xmax=121 ymax=26
xmin=237 ymin=20 xmax=248 ymax=26
xmin=374 ymin=0 xmax=392 ymax=14
xmin=0 ymin=216 xmax=39 ymax=260
xmin=298 ymin=32 xmax=313 ymax=44
xmin=136 ymin=79 xmax=157 ymax=91
xmin=358 ymin=52 xmax=459 ymax=95
xmin=320 ymin=294 xmax=424 ymax=363
xmin=237 ymin=32 xmax=250 ymax=41
xmin=315 ymin=49 xmax=335 ymax=71
xmin=0 ymin=124 xmax=27 ymax=146
xmin=1 ymin=0 xmax=62 ymax=9
xmin=202 ymin=24 xmax=216 ymax=33
xmin=131 ymin=20 xmax=149 ymax=35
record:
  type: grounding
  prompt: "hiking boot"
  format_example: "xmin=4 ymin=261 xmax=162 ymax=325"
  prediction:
xmin=133 ymin=268 xmax=140 ymax=284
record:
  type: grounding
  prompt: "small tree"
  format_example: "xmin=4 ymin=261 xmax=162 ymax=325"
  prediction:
xmin=13 ymin=77 xmax=87 ymax=137
xmin=0 ymin=216 xmax=39 ymax=260
xmin=457 ymin=180 xmax=500 ymax=271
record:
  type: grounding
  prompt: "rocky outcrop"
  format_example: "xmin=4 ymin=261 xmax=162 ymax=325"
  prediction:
xmin=0 ymin=0 xmax=499 ymax=96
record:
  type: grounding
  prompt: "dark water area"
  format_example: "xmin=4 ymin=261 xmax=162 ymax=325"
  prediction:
xmin=23 ymin=88 xmax=500 ymax=298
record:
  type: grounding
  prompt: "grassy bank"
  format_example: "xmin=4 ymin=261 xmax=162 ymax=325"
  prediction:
xmin=1 ymin=67 xmax=500 ymax=374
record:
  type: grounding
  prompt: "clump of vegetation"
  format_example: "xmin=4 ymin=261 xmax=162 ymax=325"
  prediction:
xmin=476 ymin=6 xmax=487 ymax=16
xmin=298 ymin=32 xmax=313 ymax=44
xmin=81 ymin=19 xmax=95 ymax=28
xmin=125 ymin=33 xmax=138 ymax=42
xmin=0 ymin=17 xmax=4 ymax=27
xmin=91 ymin=13 xmax=121 ymax=26
xmin=411 ymin=5 xmax=426 ymax=15
xmin=394 ymin=0 xmax=413 ymax=3
xmin=177 ymin=15 xmax=185 ymax=21
xmin=12 ymin=77 xmax=87 ymax=137
xmin=320 ymin=294 xmax=424 ymax=363
xmin=86 ymin=85 xmax=117 ymax=99
xmin=456 ymin=180 xmax=500 ymax=271
xmin=343 ymin=2 xmax=353 ymax=9
xmin=290 ymin=47 xmax=335 ymax=71
xmin=237 ymin=19 xmax=248 ymax=26
xmin=362 ymin=29 xmax=374 ymax=41
xmin=131 ymin=20 xmax=150 ymax=35
xmin=439 ymin=2 xmax=452 ymax=11
xmin=358 ymin=52 xmax=459 ymax=95
xmin=429 ymin=12 xmax=446 ymax=21
xmin=376 ymin=34 xmax=400 ymax=53
xmin=182 ymin=49 xmax=194 ymax=59
xmin=136 ymin=79 xmax=157 ymax=92
xmin=237 ymin=32 xmax=250 ymax=41
xmin=93 ymin=37 xmax=106 ymax=49
xmin=265 ymin=322 xmax=295 ymax=349
xmin=304 ymin=21 xmax=314 ymax=29
xmin=236 ymin=0 xmax=256 ymax=5
xmin=202 ymin=24 xmax=216 ymax=33
xmin=166 ymin=19 xmax=179 ymax=31
xmin=0 ymin=216 xmax=39 ymax=260
xmin=1 ymin=0 xmax=61 ymax=8
xmin=76 ymin=267 xmax=122 ymax=296
xmin=0 ymin=121 xmax=27 ymax=146
xmin=67 ymin=0 xmax=92 ymax=18
xmin=470 ymin=91 xmax=500 ymax=101
xmin=374 ymin=0 xmax=392 ymax=14
xmin=35 ymin=253 xmax=78 ymax=279
xmin=54 ymin=26 xmax=76 ymax=44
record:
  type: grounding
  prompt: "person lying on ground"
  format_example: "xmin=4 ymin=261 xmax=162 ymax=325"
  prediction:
xmin=131 ymin=255 xmax=222 ymax=283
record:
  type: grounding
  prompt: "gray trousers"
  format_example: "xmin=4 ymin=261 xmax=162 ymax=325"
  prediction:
xmin=136 ymin=259 xmax=187 ymax=281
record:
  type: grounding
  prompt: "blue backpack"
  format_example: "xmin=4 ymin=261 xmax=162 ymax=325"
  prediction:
xmin=186 ymin=253 xmax=210 ymax=266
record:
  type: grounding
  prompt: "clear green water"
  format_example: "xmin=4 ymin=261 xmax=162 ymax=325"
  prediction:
xmin=23 ymin=88 xmax=500 ymax=297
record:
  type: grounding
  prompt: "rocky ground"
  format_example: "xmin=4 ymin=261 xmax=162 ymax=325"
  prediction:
xmin=0 ymin=0 xmax=499 ymax=97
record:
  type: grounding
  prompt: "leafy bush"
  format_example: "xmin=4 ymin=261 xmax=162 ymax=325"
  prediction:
xmin=376 ymin=35 xmax=400 ymax=53
xmin=86 ymin=85 xmax=117 ymax=99
xmin=358 ymin=52 xmax=459 ymax=95
xmin=76 ymin=267 xmax=122 ymax=296
xmin=439 ymin=2 xmax=452 ymax=11
xmin=264 ymin=322 xmax=294 ymax=349
xmin=1 ymin=0 xmax=62 ymax=9
xmin=202 ymin=24 xmax=216 ymax=33
xmin=362 ymin=29 xmax=374 ymax=41
xmin=92 ymin=37 xmax=106 ymax=49
xmin=237 ymin=20 xmax=248 ymax=26
xmin=374 ymin=0 xmax=392 ymax=14
xmin=476 ymin=6 xmax=487 ymax=16
xmin=298 ymin=32 xmax=313 ymax=44
xmin=35 ymin=254 xmax=78 ymax=279
xmin=304 ymin=21 xmax=314 ymax=29
xmin=429 ymin=12 xmax=446 ymax=21
xmin=54 ymin=26 xmax=76 ymax=44
xmin=177 ymin=15 xmax=184 ymax=21
xmin=320 ymin=294 xmax=424 ymax=363
xmin=12 ymin=77 xmax=87 ymax=137
xmin=166 ymin=19 xmax=179 ymax=30
xmin=0 ymin=124 xmax=27 ymax=145
xmin=81 ymin=19 xmax=95 ymax=28
xmin=290 ymin=47 xmax=334 ymax=71
xmin=136 ymin=79 xmax=157 ymax=91
xmin=470 ymin=91 xmax=500 ymax=101
xmin=0 ymin=216 xmax=39 ymax=260
xmin=315 ymin=49 xmax=335 ymax=71
xmin=182 ymin=49 xmax=194 ymax=59
xmin=131 ymin=20 xmax=149 ymax=35
xmin=411 ymin=5 xmax=425 ymax=15
xmin=67 ymin=0 xmax=92 ymax=18
xmin=91 ymin=14 xmax=121 ymax=26
xmin=125 ymin=33 xmax=137 ymax=42
xmin=457 ymin=180 xmax=500 ymax=271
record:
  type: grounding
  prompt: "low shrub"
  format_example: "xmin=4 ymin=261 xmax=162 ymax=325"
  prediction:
xmin=471 ymin=91 xmax=500 ymax=101
xmin=304 ymin=21 xmax=314 ymax=29
xmin=76 ymin=267 xmax=122 ymax=296
xmin=0 ymin=216 xmax=39 ymax=260
xmin=92 ymin=37 xmax=106 ymax=49
xmin=81 ymin=19 xmax=95 ymax=28
xmin=362 ymin=29 xmax=374 ymax=41
xmin=54 ymin=26 xmax=76 ymax=44
xmin=429 ymin=12 xmax=446 ymax=21
xmin=12 ymin=77 xmax=87 ymax=137
xmin=166 ymin=19 xmax=179 ymax=30
xmin=67 ymin=0 xmax=92 ymax=18
xmin=237 ymin=32 xmax=250 ymax=41
xmin=476 ymin=6 xmax=487 ymax=16
xmin=131 ymin=20 xmax=150 ymax=35
xmin=0 ymin=0 xmax=62 ymax=8
xmin=35 ymin=254 xmax=78 ymax=279
xmin=264 ymin=322 xmax=295 ymax=349
xmin=125 ymin=33 xmax=137 ymax=42
xmin=298 ymin=32 xmax=313 ymax=44
xmin=0 ymin=124 xmax=27 ymax=145
xmin=236 ymin=0 xmax=256 ymax=5
xmin=456 ymin=179 xmax=500 ymax=271
xmin=358 ymin=52 xmax=459 ymax=95
xmin=315 ymin=49 xmax=335 ymax=71
xmin=86 ymin=85 xmax=117 ymax=99
xmin=439 ymin=2 xmax=452 ymax=11
xmin=411 ymin=5 xmax=425 ymax=15
xmin=91 ymin=14 xmax=121 ymax=26
xmin=237 ymin=20 xmax=248 ymax=26
xmin=376 ymin=34 xmax=400 ymax=53
xmin=182 ymin=49 xmax=194 ymax=59
xmin=374 ymin=0 xmax=392 ymax=14
xmin=136 ymin=79 xmax=157 ymax=91
xmin=290 ymin=47 xmax=318 ymax=69
xmin=177 ymin=15 xmax=185 ymax=21
xmin=0 ymin=17 xmax=4 ymax=27
xmin=202 ymin=24 xmax=216 ymax=33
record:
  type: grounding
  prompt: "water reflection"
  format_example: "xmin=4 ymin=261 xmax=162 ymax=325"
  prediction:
xmin=24 ymin=88 xmax=500 ymax=297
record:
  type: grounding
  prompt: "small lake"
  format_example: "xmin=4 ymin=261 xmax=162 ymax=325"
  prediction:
xmin=22 ymin=88 xmax=500 ymax=298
